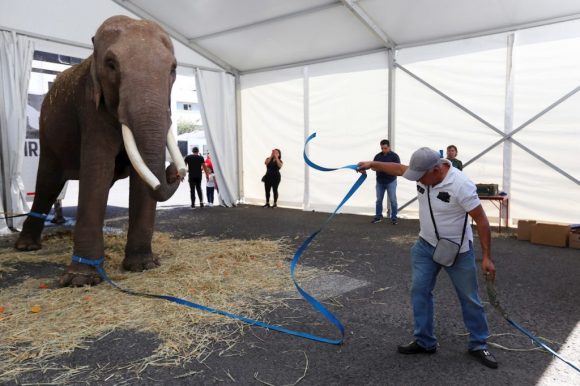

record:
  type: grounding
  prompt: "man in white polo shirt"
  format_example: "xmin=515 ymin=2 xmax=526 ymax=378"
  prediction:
xmin=357 ymin=147 xmax=498 ymax=369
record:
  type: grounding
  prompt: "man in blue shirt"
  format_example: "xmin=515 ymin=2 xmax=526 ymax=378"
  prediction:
xmin=372 ymin=139 xmax=400 ymax=224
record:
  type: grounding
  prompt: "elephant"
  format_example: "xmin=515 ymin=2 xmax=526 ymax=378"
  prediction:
xmin=15 ymin=15 xmax=187 ymax=287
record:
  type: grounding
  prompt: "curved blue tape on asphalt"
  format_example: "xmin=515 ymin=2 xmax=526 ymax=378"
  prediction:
xmin=507 ymin=318 xmax=580 ymax=372
xmin=72 ymin=132 xmax=366 ymax=345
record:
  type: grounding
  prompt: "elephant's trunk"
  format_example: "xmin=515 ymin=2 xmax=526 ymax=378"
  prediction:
xmin=121 ymin=124 xmax=182 ymax=202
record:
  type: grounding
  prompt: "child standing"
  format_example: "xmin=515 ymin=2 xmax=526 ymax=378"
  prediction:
xmin=206 ymin=169 xmax=218 ymax=206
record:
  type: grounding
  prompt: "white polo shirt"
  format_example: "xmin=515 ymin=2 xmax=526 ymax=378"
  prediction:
xmin=416 ymin=160 xmax=480 ymax=253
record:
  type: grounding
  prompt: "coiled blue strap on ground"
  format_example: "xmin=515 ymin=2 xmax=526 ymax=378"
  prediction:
xmin=72 ymin=132 xmax=366 ymax=345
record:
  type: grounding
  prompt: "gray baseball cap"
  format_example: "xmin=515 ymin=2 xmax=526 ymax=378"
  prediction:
xmin=402 ymin=147 xmax=442 ymax=181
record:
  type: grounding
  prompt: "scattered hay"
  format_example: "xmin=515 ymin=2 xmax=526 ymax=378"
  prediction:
xmin=0 ymin=231 xmax=321 ymax=382
xmin=387 ymin=234 xmax=417 ymax=247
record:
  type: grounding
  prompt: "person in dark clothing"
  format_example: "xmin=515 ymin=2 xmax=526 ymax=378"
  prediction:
xmin=372 ymin=139 xmax=401 ymax=224
xmin=262 ymin=148 xmax=283 ymax=208
xmin=184 ymin=147 xmax=209 ymax=208
xmin=446 ymin=145 xmax=463 ymax=170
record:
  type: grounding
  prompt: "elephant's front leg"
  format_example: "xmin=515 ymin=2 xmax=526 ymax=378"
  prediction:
xmin=59 ymin=151 xmax=116 ymax=287
xmin=123 ymin=169 xmax=159 ymax=271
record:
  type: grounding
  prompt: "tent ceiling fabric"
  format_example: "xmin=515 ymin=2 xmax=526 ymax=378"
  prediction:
xmin=117 ymin=0 xmax=580 ymax=73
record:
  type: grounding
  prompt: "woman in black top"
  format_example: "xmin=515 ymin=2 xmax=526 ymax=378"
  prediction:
xmin=262 ymin=148 xmax=283 ymax=208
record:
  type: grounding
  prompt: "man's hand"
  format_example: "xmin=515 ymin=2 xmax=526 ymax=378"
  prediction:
xmin=357 ymin=161 xmax=372 ymax=173
xmin=482 ymin=257 xmax=496 ymax=283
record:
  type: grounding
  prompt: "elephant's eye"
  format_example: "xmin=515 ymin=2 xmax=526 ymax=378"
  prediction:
xmin=106 ymin=59 xmax=117 ymax=71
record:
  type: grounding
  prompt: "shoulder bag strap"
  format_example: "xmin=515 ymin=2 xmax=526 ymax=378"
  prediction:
xmin=459 ymin=212 xmax=469 ymax=247
xmin=426 ymin=186 xmax=440 ymax=240
xmin=427 ymin=185 xmax=469 ymax=244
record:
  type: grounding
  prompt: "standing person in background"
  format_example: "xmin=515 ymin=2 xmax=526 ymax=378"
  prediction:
xmin=205 ymin=152 xmax=213 ymax=172
xmin=262 ymin=148 xmax=283 ymax=208
xmin=446 ymin=145 xmax=463 ymax=171
xmin=372 ymin=139 xmax=400 ymax=224
xmin=184 ymin=147 xmax=209 ymax=208
xmin=206 ymin=168 xmax=218 ymax=206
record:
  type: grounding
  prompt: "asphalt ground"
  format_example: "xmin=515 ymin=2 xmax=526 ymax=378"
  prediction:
xmin=2 ymin=204 xmax=580 ymax=385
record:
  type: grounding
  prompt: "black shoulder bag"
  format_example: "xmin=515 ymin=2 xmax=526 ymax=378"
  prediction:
xmin=427 ymin=186 xmax=469 ymax=267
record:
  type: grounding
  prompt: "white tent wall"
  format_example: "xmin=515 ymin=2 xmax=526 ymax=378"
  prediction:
xmin=241 ymin=68 xmax=305 ymax=208
xmin=195 ymin=69 xmax=238 ymax=207
xmin=307 ymin=52 xmax=389 ymax=214
xmin=0 ymin=32 xmax=34 ymax=233
xmin=395 ymin=34 xmax=508 ymax=221
xmin=509 ymin=20 xmax=580 ymax=224
xmin=240 ymin=19 xmax=579 ymax=225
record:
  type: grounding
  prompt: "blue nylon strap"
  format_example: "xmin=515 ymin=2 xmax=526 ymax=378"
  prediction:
xmin=506 ymin=318 xmax=580 ymax=372
xmin=72 ymin=132 xmax=367 ymax=345
xmin=93 ymin=264 xmax=341 ymax=344
xmin=27 ymin=211 xmax=48 ymax=220
xmin=486 ymin=279 xmax=580 ymax=372
xmin=72 ymin=255 xmax=105 ymax=267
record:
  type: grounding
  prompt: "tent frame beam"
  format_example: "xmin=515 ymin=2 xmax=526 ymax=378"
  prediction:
xmin=0 ymin=25 xmax=92 ymax=50
xmin=396 ymin=12 xmax=580 ymax=50
xmin=191 ymin=2 xmax=343 ymax=41
xmin=240 ymin=47 xmax=386 ymax=75
xmin=112 ymin=0 xmax=238 ymax=74
xmin=341 ymin=0 xmax=395 ymax=49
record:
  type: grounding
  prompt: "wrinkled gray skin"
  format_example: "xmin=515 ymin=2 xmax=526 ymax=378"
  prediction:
xmin=15 ymin=16 xmax=181 ymax=286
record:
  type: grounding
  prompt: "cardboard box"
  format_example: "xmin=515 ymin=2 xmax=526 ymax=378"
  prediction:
xmin=517 ymin=220 xmax=536 ymax=241
xmin=530 ymin=223 xmax=570 ymax=247
xmin=570 ymin=231 xmax=580 ymax=250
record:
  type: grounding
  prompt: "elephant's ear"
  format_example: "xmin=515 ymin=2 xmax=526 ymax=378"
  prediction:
xmin=89 ymin=52 xmax=102 ymax=110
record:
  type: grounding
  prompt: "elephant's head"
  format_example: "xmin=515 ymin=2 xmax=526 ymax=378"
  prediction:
xmin=90 ymin=15 xmax=186 ymax=201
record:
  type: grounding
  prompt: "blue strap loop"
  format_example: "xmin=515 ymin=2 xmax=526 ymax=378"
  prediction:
xmin=72 ymin=255 xmax=105 ymax=267
xmin=0 ymin=211 xmax=48 ymax=220
xmin=27 ymin=211 xmax=48 ymax=220
xmin=73 ymin=132 xmax=366 ymax=345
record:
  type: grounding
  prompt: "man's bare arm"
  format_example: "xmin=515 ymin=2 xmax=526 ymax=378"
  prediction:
xmin=357 ymin=161 xmax=407 ymax=176
xmin=468 ymin=204 xmax=496 ymax=281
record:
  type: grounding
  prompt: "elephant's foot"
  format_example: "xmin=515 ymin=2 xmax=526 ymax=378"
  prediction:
xmin=14 ymin=233 xmax=42 ymax=251
xmin=59 ymin=263 xmax=103 ymax=287
xmin=122 ymin=253 xmax=160 ymax=272
xmin=50 ymin=215 xmax=66 ymax=225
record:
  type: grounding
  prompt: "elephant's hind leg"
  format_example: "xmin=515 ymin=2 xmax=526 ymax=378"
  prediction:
xmin=123 ymin=170 xmax=160 ymax=272
xmin=15 ymin=155 xmax=65 ymax=251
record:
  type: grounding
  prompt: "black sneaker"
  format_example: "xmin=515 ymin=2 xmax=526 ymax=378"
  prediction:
xmin=200 ymin=203 xmax=204 ymax=208
xmin=391 ymin=218 xmax=398 ymax=225
xmin=397 ymin=341 xmax=436 ymax=354
xmin=371 ymin=218 xmax=382 ymax=224
xmin=469 ymin=349 xmax=498 ymax=369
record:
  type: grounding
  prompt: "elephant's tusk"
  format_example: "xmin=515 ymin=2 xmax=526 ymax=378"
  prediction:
xmin=121 ymin=124 xmax=161 ymax=190
xmin=166 ymin=130 xmax=187 ymax=178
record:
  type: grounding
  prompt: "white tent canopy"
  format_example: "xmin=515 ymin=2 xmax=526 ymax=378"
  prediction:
xmin=1 ymin=0 xmax=579 ymax=227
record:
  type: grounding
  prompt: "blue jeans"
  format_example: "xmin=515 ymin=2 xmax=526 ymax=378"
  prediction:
xmin=410 ymin=238 xmax=489 ymax=351
xmin=375 ymin=180 xmax=397 ymax=220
